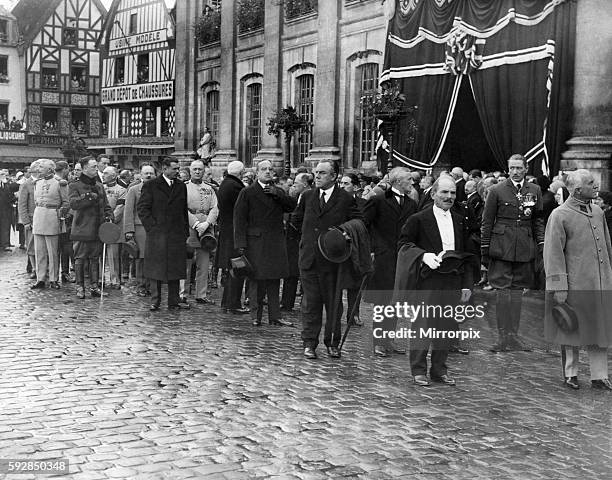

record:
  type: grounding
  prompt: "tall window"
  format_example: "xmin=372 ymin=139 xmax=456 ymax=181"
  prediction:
xmin=205 ymin=90 xmax=219 ymax=144
xmin=119 ymin=109 xmax=130 ymax=136
xmin=245 ymin=83 xmax=262 ymax=166
xmin=114 ymin=57 xmax=125 ymax=84
xmin=42 ymin=66 xmax=59 ymax=89
xmin=42 ymin=108 xmax=59 ymax=134
xmin=357 ymin=63 xmax=379 ymax=166
xmin=129 ymin=14 xmax=138 ymax=34
xmin=71 ymin=109 xmax=88 ymax=135
xmin=296 ymin=74 xmax=314 ymax=164
xmin=137 ymin=54 xmax=149 ymax=83
xmin=0 ymin=104 xmax=8 ymax=126
xmin=0 ymin=56 xmax=7 ymax=83
xmin=70 ymin=65 xmax=87 ymax=91
xmin=0 ymin=20 xmax=9 ymax=43
xmin=144 ymin=107 xmax=156 ymax=135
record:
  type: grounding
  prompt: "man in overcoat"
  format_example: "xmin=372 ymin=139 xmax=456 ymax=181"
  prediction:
xmin=544 ymin=169 xmax=612 ymax=391
xmin=69 ymin=157 xmax=112 ymax=299
xmin=18 ymin=162 xmax=38 ymax=278
xmin=364 ymin=167 xmax=418 ymax=356
xmin=234 ymin=160 xmax=296 ymax=326
xmin=481 ymin=154 xmax=545 ymax=352
xmin=216 ymin=161 xmax=249 ymax=314
xmin=397 ymin=176 xmax=473 ymax=386
xmin=123 ymin=164 xmax=156 ymax=296
xmin=293 ymin=160 xmax=362 ymax=359
xmin=137 ymin=157 xmax=190 ymax=311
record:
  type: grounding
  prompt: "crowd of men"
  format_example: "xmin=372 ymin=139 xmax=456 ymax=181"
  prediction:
xmin=1 ymin=153 xmax=612 ymax=391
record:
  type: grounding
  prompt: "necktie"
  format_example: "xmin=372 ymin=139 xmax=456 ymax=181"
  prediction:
xmin=515 ymin=183 xmax=522 ymax=191
xmin=191 ymin=179 xmax=202 ymax=184
xmin=396 ymin=194 xmax=405 ymax=207
xmin=320 ymin=191 xmax=326 ymax=210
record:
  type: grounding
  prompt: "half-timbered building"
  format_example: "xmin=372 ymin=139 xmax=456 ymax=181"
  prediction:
xmin=12 ymin=0 xmax=106 ymax=153
xmin=95 ymin=0 xmax=176 ymax=169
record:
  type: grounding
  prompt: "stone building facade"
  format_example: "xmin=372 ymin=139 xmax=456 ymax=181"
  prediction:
xmin=174 ymin=0 xmax=388 ymax=172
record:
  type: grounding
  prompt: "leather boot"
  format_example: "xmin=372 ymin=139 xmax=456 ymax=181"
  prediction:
xmin=506 ymin=290 xmax=531 ymax=351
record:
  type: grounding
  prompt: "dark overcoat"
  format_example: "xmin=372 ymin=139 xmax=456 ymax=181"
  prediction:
xmin=233 ymin=182 xmax=296 ymax=279
xmin=363 ymin=189 xmax=418 ymax=291
xmin=69 ymin=175 xmax=112 ymax=241
xmin=137 ymin=175 xmax=188 ymax=281
xmin=481 ymin=178 xmax=545 ymax=263
xmin=215 ymin=175 xmax=244 ymax=269
xmin=285 ymin=209 xmax=301 ymax=277
xmin=294 ymin=187 xmax=362 ymax=272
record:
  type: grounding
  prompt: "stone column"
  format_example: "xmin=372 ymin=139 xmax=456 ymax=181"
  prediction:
xmin=306 ymin=0 xmax=341 ymax=168
xmin=172 ymin=0 xmax=198 ymax=167
xmin=212 ymin=0 xmax=238 ymax=167
xmin=254 ymin=0 xmax=284 ymax=170
xmin=561 ymin=0 xmax=612 ymax=189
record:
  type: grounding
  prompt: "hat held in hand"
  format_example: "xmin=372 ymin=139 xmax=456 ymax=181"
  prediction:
xmin=552 ymin=301 xmax=578 ymax=333
xmin=98 ymin=222 xmax=121 ymax=244
xmin=317 ymin=227 xmax=351 ymax=263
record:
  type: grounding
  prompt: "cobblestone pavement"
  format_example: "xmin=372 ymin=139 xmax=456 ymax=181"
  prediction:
xmin=1 ymin=247 xmax=611 ymax=480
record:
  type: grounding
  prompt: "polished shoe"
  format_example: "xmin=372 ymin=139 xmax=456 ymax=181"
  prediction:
xmin=564 ymin=376 xmax=580 ymax=390
xmin=136 ymin=289 xmax=148 ymax=297
xmin=179 ymin=296 xmax=188 ymax=304
xmin=374 ymin=345 xmax=388 ymax=357
xmin=391 ymin=343 xmax=407 ymax=354
xmin=591 ymin=378 xmax=612 ymax=391
xmin=230 ymin=307 xmax=250 ymax=315
xmin=19 ymin=245 xmax=25 ymax=250
xmin=431 ymin=374 xmax=456 ymax=386
xmin=352 ymin=316 xmax=364 ymax=327
xmin=326 ymin=346 xmax=341 ymax=358
xmin=150 ymin=303 xmax=160 ymax=311
xmin=506 ymin=335 xmax=532 ymax=352
xmin=28 ymin=272 xmax=37 ymax=279
xmin=30 ymin=281 xmax=46 ymax=289
xmin=252 ymin=318 xmax=262 ymax=326
xmin=49 ymin=281 xmax=61 ymax=289
xmin=90 ymin=287 xmax=108 ymax=297
xmin=270 ymin=318 xmax=294 ymax=327
xmin=490 ymin=339 xmax=509 ymax=353
xmin=449 ymin=346 xmax=470 ymax=355
xmin=482 ymin=284 xmax=494 ymax=291
xmin=61 ymin=273 xmax=75 ymax=283
xmin=168 ymin=303 xmax=191 ymax=310
xmin=76 ymin=287 xmax=86 ymax=299
xmin=304 ymin=347 xmax=317 ymax=359
xmin=209 ymin=281 xmax=218 ymax=289
xmin=195 ymin=297 xmax=215 ymax=305
xmin=3 ymin=246 xmax=12 ymax=252
xmin=413 ymin=375 xmax=431 ymax=387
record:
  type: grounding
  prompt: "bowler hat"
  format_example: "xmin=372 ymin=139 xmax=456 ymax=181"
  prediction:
xmin=552 ymin=302 xmax=578 ymax=333
xmin=317 ymin=227 xmax=351 ymax=263
xmin=199 ymin=232 xmax=218 ymax=251
xmin=123 ymin=238 xmax=139 ymax=257
xmin=98 ymin=222 xmax=121 ymax=244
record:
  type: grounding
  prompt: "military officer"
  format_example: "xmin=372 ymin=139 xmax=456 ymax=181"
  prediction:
xmin=481 ymin=154 xmax=545 ymax=352
xmin=102 ymin=166 xmax=127 ymax=289
xmin=31 ymin=159 xmax=69 ymax=289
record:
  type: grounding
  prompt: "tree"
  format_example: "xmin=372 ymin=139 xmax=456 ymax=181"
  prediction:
xmin=60 ymin=135 xmax=88 ymax=166
xmin=267 ymin=106 xmax=309 ymax=176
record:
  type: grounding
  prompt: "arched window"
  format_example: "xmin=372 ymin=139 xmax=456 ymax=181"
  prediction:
xmin=356 ymin=63 xmax=379 ymax=166
xmin=296 ymin=74 xmax=314 ymax=164
xmin=245 ymin=82 xmax=262 ymax=166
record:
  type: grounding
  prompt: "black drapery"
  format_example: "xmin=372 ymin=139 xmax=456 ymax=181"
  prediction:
xmin=382 ymin=0 xmax=575 ymax=175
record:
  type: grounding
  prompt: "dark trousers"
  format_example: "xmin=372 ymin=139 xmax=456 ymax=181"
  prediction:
xmin=0 ymin=216 xmax=10 ymax=247
xmin=249 ymin=279 xmax=280 ymax=322
xmin=410 ymin=347 xmax=449 ymax=378
xmin=281 ymin=276 xmax=299 ymax=309
xmin=60 ymin=232 xmax=73 ymax=275
xmin=489 ymin=259 xmax=533 ymax=336
xmin=346 ymin=288 xmax=361 ymax=321
xmin=17 ymin=224 xmax=24 ymax=247
xmin=152 ymin=280 xmax=180 ymax=307
xmin=221 ymin=272 xmax=245 ymax=310
xmin=300 ymin=267 xmax=343 ymax=349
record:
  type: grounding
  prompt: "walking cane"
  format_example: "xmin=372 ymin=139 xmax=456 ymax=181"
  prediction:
xmin=100 ymin=242 xmax=106 ymax=298
xmin=98 ymin=222 xmax=121 ymax=301
xmin=339 ymin=271 xmax=372 ymax=352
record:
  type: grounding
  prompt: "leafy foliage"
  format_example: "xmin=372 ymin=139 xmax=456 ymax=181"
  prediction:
xmin=238 ymin=0 xmax=265 ymax=33
xmin=194 ymin=9 xmax=221 ymax=45
xmin=267 ymin=106 xmax=309 ymax=139
xmin=285 ymin=0 xmax=318 ymax=20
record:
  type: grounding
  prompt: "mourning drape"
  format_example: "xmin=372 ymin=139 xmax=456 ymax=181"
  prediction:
xmin=382 ymin=0 xmax=575 ymax=175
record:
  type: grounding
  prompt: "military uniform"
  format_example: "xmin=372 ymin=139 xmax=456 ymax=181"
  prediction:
xmin=481 ymin=178 xmax=545 ymax=350
xmin=32 ymin=176 xmax=69 ymax=284
xmin=184 ymin=180 xmax=218 ymax=301
xmin=103 ymin=182 xmax=126 ymax=287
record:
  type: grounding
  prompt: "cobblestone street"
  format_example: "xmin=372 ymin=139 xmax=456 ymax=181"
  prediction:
xmin=1 ymin=248 xmax=611 ymax=479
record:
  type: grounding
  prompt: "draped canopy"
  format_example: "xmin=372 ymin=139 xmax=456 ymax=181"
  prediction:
xmin=382 ymin=0 xmax=575 ymax=175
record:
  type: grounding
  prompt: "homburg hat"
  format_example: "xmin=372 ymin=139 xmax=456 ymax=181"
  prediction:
xmin=552 ymin=302 xmax=578 ymax=333
xmin=317 ymin=227 xmax=352 ymax=264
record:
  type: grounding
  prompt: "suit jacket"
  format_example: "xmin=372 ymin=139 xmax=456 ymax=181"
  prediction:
xmin=398 ymin=206 xmax=473 ymax=290
xmin=137 ymin=175 xmax=188 ymax=281
xmin=294 ymin=186 xmax=362 ymax=272
xmin=233 ymin=182 xmax=296 ymax=279
xmin=481 ymin=178 xmax=545 ymax=263
xmin=364 ymin=189 xmax=418 ymax=291
xmin=18 ymin=178 xmax=36 ymax=226
xmin=418 ymin=187 xmax=433 ymax=211
xmin=455 ymin=178 xmax=467 ymax=204
xmin=215 ymin=174 xmax=244 ymax=269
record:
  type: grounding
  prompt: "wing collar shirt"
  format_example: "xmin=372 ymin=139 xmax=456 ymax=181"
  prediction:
xmin=432 ymin=204 xmax=455 ymax=251
xmin=320 ymin=184 xmax=335 ymax=203
xmin=391 ymin=186 xmax=404 ymax=205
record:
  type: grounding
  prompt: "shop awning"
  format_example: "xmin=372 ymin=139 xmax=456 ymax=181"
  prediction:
xmin=0 ymin=144 xmax=66 ymax=163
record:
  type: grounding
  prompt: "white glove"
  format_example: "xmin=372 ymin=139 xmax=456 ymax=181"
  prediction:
xmin=422 ymin=252 xmax=441 ymax=270
xmin=195 ymin=221 xmax=209 ymax=235
xmin=460 ymin=289 xmax=472 ymax=303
